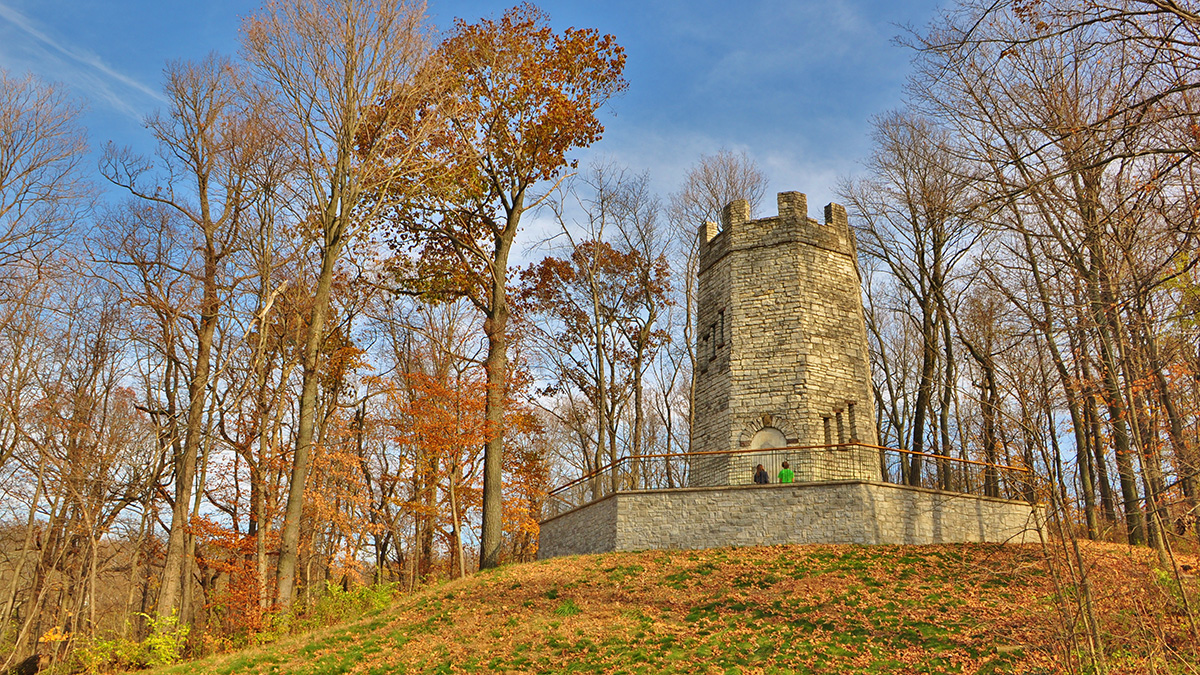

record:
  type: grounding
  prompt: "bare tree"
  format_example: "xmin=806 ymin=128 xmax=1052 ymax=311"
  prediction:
xmin=243 ymin=0 xmax=436 ymax=608
xmin=838 ymin=112 xmax=980 ymax=487
xmin=612 ymin=171 xmax=671 ymax=491
xmin=0 ymin=69 xmax=88 ymax=259
xmin=100 ymin=54 xmax=262 ymax=620
xmin=909 ymin=2 xmax=1200 ymax=544
xmin=667 ymin=150 xmax=767 ymax=449
xmin=519 ymin=164 xmax=669 ymax=498
xmin=0 ymin=69 xmax=90 ymax=328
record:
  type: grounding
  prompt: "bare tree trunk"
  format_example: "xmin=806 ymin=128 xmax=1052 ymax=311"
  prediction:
xmin=157 ymin=252 xmax=219 ymax=619
xmin=937 ymin=306 xmax=954 ymax=491
xmin=910 ymin=305 xmax=937 ymax=488
xmin=590 ymin=262 xmax=608 ymax=501
xmin=1076 ymin=165 xmax=1144 ymax=544
xmin=1080 ymin=354 xmax=1118 ymax=525
xmin=0 ymin=453 xmax=47 ymax=645
xmin=278 ymin=230 xmax=344 ymax=607
xmin=8 ymin=487 xmax=66 ymax=665
xmin=960 ymin=332 xmax=1000 ymax=497
xmin=1007 ymin=218 xmax=1098 ymax=537
xmin=123 ymin=447 xmax=165 ymax=638
xmin=1119 ymin=324 xmax=1169 ymax=561
xmin=419 ymin=454 xmax=435 ymax=582
xmin=631 ymin=340 xmax=647 ymax=490
xmin=1139 ymin=305 xmax=1198 ymax=535
xmin=248 ymin=237 xmax=284 ymax=612
xmin=448 ymin=462 xmax=466 ymax=580
xmin=1086 ymin=285 xmax=1144 ymax=544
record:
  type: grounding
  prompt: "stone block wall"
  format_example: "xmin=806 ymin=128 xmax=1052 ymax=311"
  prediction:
xmin=692 ymin=214 xmax=734 ymax=483
xmin=538 ymin=493 xmax=618 ymax=559
xmin=690 ymin=192 xmax=878 ymax=486
xmin=537 ymin=481 xmax=1041 ymax=558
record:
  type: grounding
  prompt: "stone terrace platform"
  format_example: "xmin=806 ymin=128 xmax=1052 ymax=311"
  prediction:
xmin=537 ymin=445 xmax=1042 ymax=559
xmin=538 ymin=480 xmax=1041 ymax=559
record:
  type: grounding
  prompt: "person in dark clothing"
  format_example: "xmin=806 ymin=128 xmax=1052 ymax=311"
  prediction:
xmin=754 ymin=464 xmax=769 ymax=484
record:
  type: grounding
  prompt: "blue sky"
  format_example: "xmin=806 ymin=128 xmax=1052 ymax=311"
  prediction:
xmin=0 ymin=0 xmax=944 ymax=223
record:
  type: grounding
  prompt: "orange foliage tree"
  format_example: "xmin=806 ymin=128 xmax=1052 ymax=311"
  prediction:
xmin=191 ymin=515 xmax=263 ymax=639
xmin=516 ymin=238 xmax=671 ymax=496
xmin=382 ymin=370 xmax=488 ymax=580
xmin=377 ymin=3 xmax=626 ymax=569
xmin=501 ymin=400 xmax=549 ymax=563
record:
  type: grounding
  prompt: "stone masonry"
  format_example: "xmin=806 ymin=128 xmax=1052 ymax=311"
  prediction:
xmin=536 ymin=189 xmax=1044 ymax=560
xmin=691 ymin=192 xmax=878 ymax=486
xmin=538 ymin=481 xmax=1041 ymax=558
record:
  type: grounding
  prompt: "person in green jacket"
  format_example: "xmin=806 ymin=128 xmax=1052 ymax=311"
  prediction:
xmin=778 ymin=460 xmax=794 ymax=484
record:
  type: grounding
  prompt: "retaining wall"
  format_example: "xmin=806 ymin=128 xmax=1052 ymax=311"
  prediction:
xmin=537 ymin=481 xmax=1041 ymax=559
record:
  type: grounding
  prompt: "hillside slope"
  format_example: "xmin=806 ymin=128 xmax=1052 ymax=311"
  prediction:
xmin=154 ymin=543 xmax=1197 ymax=674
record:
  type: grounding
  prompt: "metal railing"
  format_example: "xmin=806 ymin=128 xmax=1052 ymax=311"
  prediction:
xmin=544 ymin=443 xmax=1034 ymax=518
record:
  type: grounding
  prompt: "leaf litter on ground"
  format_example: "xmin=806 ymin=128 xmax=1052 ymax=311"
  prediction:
xmin=147 ymin=541 xmax=1199 ymax=675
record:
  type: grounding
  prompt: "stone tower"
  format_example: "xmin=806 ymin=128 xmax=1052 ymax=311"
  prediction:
xmin=690 ymin=192 xmax=879 ymax=486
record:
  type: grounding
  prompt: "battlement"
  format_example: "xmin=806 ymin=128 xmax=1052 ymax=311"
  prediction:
xmin=698 ymin=192 xmax=855 ymax=275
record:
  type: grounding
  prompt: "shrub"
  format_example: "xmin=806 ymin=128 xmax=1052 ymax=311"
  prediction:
xmin=73 ymin=613 xmax=190 ymax=673
xmin=75 ymin=637 xmax=143 ymax=674
xmin=254 ymin=581 xmax=399 ymax=645
xmin=307 ymin=581 xmax=398 ymax=627
xmin=142 ymin=612 xmax=190 ymax=666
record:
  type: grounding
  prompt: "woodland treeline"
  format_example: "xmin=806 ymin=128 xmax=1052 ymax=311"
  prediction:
xmin=845 ymin=0 xmax=1200 ymax=549
xmin=0 ymin=0 xmax=1198 ymax=671
xmin=845 ymin=1 xmax=1200 ymax=667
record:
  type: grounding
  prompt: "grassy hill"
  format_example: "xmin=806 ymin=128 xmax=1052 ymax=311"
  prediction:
xmin=150 ymin=542 xmax=1197 ymax=674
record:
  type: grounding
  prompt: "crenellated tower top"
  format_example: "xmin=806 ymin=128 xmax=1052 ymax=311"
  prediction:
xmin=698 ymin=192 xmax=857 ymax=278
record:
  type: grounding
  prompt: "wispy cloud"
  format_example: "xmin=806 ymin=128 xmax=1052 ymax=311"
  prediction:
xmin=0 ymin=1 xmax=164 ymax=118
